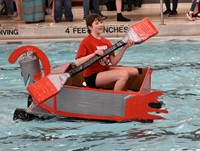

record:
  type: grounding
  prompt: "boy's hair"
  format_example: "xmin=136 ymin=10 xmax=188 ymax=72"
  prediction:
xmin=86 ymin=13 xmax=103 ymax=34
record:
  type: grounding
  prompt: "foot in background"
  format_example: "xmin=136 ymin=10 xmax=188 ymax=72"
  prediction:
xmin=196 ymin=15 xmax=200 ymax=20
xmin=127 ymin=6 xmax=132 ymax=12
xmin=186 ymin=12 xmax=195 ymax=21
xmin=66 ymin=19 xmax=73 ymax=22
xmin=99 ymin=12 xmax=107 ymax=20
xmin=192 ymin=13 xmax=198 ymax=17
xmin=117 ymin=13 xmax=130 ymax=22
xmin=137 ymin=0 xmax=143 ymax=7
xmin=13 ymin=16 xmax=23 ymax=21
xmin=168 ymin=10 xmax=178 ymax=17
xmin=163 ymin=9 xmax=171 ymax=15
xmin=195 ymin=13 xmax=200 ymax=20
xmin=54 ymin=20 xmax=60 ymax=23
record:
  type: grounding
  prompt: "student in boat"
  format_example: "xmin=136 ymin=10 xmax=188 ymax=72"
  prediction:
xmin=75 ymin=14 xmax=138 ymax=91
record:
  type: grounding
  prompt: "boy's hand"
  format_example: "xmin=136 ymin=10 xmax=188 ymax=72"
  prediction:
xmin=124 ymin=39 xmax=134 ymax=49
xmin=94 ymin=49 xmax=104 ymax=56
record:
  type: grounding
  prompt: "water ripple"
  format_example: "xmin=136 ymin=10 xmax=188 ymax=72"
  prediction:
xmin=153 ymin=62 xmax=200 ymax=71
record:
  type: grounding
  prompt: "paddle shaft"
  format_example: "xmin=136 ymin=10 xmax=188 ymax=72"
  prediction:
xmin=67 ymin=40 xmax=126 ymax=76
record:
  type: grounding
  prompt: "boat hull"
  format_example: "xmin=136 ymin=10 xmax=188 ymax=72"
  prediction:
xmin=19 ymin=64 xmax=168 ymax=122
xmin=8 ymin=46 xmax=168 ymax=122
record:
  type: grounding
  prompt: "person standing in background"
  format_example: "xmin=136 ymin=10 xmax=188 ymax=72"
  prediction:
xmin=126 ymin=0 xmax=133 ymax=11
xmin=116 ymin=0 xmax=131 ymax=21
xmin=134 ymin=0 xmax=143 ymax=7
xmin=186 ymin=0 xmax=200 ymax=21
xmin=89 ymin=0 xmax=107 ymax=20
xmin=51 ymin=0 xmax=54 ymax=18
xmin=83 ymin=0 xmax=107 ymax=21
xmin=14 ymin=0 xmax=23 ymax=21
xmin=4 ymin=0 xmax=15 ymax=16
xmin=54 ymin=0 xmax=73 ymax=23
xmin=163 ymin=0 xmax=178 ymax=17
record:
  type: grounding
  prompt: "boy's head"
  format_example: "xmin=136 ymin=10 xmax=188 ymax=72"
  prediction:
xmin=86 ymin=14 xmax=103 ymax=34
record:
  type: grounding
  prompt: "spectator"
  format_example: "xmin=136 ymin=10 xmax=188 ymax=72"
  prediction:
xmin=134 ymin=0 xmax=143 ymax=7
xmin=89 ymin=0 xmax=107 ymax=20
xmin=163 ymin=0 xmax=178 ymax=17
xmin=83 ymin=0 xmax=107 ymax=21
xmin=192 ymin=0 xmax=199 ymax=17
xmin=14 ymin=0 xmax=23 ymax=21
xmin=186 ymin=0 xmax=200 ymax=21
xmin=50 ymin=0 xmax=54 ymax=18
xmin=54 ymin=0 xmax=73 ymax=23
xmin=116 ymin=0 xmax=130 ymax=21
xmin=4 ymin=0 xmax=15 ymax=16
xmin=126 ymin=0 xmax=132 ymax=11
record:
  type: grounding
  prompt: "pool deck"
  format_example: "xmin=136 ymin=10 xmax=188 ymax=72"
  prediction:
xmin=1 ymin=3 xmax=200 ymax=43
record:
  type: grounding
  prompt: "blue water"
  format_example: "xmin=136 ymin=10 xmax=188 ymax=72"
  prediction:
xmin=0 ymin=38 xmax=200 ymax=151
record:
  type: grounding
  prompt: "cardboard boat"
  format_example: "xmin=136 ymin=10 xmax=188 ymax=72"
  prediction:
xmin=8 ymin=45 xmax=168 ymax=122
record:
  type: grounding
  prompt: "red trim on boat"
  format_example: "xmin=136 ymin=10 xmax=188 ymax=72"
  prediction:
xmin=8 ymin=45 xmax=51 ymax=76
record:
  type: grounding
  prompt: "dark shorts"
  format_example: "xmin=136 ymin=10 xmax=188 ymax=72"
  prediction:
xmin=84 ymin=73 xmax=98 ymax=88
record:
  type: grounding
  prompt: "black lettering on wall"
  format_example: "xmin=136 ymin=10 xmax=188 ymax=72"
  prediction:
xmin=104 ymin=25 xmax=129 ymax=34
xmin=72 ymin=27 xmax=87 ymax=34
xmin=0 ymin=29 xmax=19 ymax=35
xmin=65 ymin=25 xmax=129 ymax=35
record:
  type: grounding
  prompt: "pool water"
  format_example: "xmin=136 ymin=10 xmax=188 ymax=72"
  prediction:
xmin=0 ymin=38 xmax=200 ymax=151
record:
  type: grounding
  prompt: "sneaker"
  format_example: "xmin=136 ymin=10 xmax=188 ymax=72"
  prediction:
xmin=54 ymin=20 xmax=60 ymax=23
xmin=168 ymin=11 xmax=178 ymax=17
xmin=193 ymin=13 xmax=198 ymax=17
xmin=66 ymin=19 xmax=73 ymax=22
xmin=163 ymin=10 xmax=171 ymax=15
xmin=117 ymin=13 xmax=131 ymax=22
xmin=66 ymin=18 xmax=73 ymax=22
xmin=196 ymin=13 xmax=200 ymax=19
xmin=186 ymin=12 xmax=195 ymax=21
xmin=7 ymin=12 xmax=17 ymax=17
xmin=7 ymin=13 xmax=13 ymax=17
xmin=99 ymin=13 xmax=107 ymax=20
xmin=127 ymin=6 xmax=132 ymax=12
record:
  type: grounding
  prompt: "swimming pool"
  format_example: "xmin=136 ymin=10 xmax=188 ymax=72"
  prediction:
xmin=0 ymin=37 xmax=200 ymax=150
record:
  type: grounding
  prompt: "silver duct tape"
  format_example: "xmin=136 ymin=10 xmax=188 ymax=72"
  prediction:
xmin=49 ymin=73 xmax=71 ymax=90
xmin=18 ymin=52 xmax=41 ymax=85
xmin=127 ymin=28 xmax=141 ymax=43
xmin=18 ymin=51 xmax=38 ymax=64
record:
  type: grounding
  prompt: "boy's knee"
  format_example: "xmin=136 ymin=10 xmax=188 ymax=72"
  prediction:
xmin=120 ymin=70 xmax=129 ymax=80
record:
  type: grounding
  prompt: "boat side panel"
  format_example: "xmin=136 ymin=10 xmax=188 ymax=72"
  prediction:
xmin=54 ymin=87 xmax=129 ymax=116
xmin=139 ymin=68 xmax=152 ymax=94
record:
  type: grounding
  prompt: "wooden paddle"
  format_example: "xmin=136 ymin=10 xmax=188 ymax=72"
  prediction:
xmin=27 ymin=17 xmax=158 ymax=104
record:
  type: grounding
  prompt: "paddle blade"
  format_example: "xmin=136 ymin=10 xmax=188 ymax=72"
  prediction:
xmin=127 ymin=17 xmax=158 ymax=43
xmin=27 ymin=73 xmax=70 ymax=104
